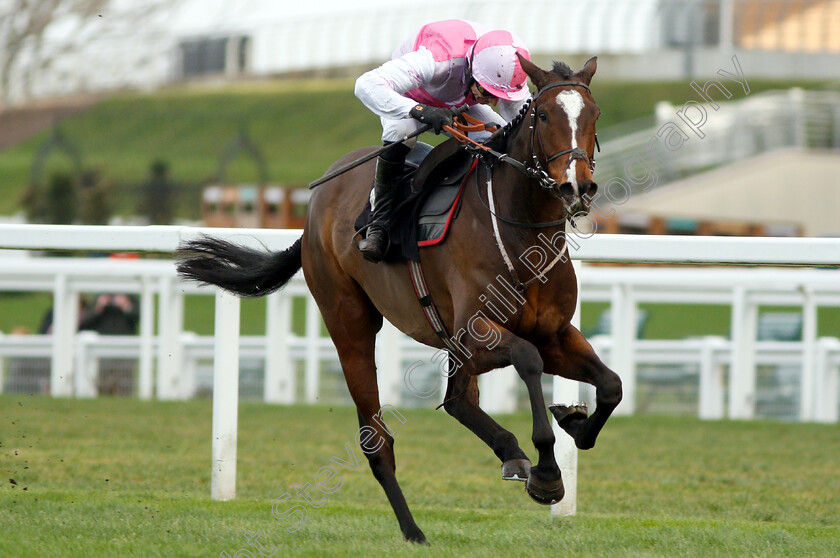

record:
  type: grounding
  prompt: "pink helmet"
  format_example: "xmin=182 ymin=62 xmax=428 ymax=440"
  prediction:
xmin=469 ymin=30 xmax=531 ymax=101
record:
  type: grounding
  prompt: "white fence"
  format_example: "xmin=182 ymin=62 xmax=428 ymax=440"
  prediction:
xmin=3 ymin=255 xmax=839 ymax=422
xmin=1 ymin=224 xmax=839 ymax=510
xmin=2 ymin=226 xmax=839 ymax=420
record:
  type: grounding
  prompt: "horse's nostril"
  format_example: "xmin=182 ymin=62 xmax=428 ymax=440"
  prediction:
xmin=579 ymin=181 xmax=597 ymax=199
xmin=559 ymin=182 xmax=576 ymax=200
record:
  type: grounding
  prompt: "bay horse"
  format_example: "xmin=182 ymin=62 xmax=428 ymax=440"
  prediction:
xmin=176 ymin=56 xmax=622 ymax=544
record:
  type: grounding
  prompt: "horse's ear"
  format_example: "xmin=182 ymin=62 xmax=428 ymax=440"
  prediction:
xmin=576 ymin=56 xmax=598 ymax=85
xmin=517 ymin=53 xmax=550 ymax=90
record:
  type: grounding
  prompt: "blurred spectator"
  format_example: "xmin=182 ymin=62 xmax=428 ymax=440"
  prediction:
xmin=79 ymin=293 xmax=139 ymax=335
xmin=79 ymin=293 xmax=140 ymax=395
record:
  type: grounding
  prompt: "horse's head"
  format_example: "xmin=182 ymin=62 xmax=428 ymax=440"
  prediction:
xmin=518 ymin=55 xmax=600 ymax=217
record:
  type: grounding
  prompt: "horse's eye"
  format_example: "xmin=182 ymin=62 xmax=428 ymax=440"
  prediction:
xmin=538 ymin=111 xmax=548 ymax=122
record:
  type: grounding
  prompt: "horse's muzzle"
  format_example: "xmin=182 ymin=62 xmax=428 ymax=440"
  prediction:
xmin=559 ymin=180 xmax=598 ymax=216
xmin=579 ymin=180 xmax=598 ymax=201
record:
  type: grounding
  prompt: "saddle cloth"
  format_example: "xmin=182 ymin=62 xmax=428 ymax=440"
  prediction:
xmin=354 ymin=139 xmax=476 ymax=262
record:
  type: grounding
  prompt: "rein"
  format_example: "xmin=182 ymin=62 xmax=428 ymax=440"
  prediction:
xmin=444 ymin=113 xmax=568 ymax=229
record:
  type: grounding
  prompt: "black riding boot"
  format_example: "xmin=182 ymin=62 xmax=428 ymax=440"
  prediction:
xmin=358 ymin=149 xmax=406 ymax=262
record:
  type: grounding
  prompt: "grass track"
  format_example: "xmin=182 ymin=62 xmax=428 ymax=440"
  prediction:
xmin=1 ymin=395 xmax=839 ymax=557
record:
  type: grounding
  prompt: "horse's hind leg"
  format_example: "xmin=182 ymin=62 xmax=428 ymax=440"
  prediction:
xmin=442 ymin=356 xmax=531 ymax=481
xmin=542 ymin=325 xmax=623 ymax=450
xmin=309 ymin=274 xmax=426 ymax=544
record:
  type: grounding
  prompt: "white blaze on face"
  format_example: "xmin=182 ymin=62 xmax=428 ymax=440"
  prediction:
xmin=556 ymin=90 xmax=585 ymax=193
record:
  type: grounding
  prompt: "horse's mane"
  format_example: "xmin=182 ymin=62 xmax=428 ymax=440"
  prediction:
xmin=551 ymin=61 xmax=574 ymax=80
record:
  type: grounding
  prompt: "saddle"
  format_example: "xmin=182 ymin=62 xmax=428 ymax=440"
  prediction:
xmin=354 ymin=138 xmax=477 ymax=263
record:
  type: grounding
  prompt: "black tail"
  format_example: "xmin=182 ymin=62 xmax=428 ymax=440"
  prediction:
xmin=176 ymin=235 xmax=303 ymax=297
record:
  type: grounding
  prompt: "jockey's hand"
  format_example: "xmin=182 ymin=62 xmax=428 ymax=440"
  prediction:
xmin=409 ymin=104 xmax=454 ymax=134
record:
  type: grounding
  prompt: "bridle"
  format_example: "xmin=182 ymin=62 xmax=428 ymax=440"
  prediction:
xmin=528 ymin=81 xmax=598 ymax=194
xmin=471 ymin=80 xmax=601 ymax=293
xmin=462 ymin=80 xmax=600 ymax=229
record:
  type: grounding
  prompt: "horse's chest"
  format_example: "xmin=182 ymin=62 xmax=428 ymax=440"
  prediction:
xmin=517 ymin=295 xmax=574 ymax=341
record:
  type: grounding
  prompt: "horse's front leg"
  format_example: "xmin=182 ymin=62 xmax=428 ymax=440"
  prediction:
xmin=463 ymin=325 xmax=564 ymax=505
xmin=508 ymin=338 xmax=565 ymax=504
xmin=541 ymin=324 xmax=623 ymax=450
xmin=442 ymin=354 xmax=532 ymax=481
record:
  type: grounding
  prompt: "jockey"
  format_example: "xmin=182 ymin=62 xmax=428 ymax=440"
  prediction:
xmin=354 ymin=19 xmax=532 ymax=262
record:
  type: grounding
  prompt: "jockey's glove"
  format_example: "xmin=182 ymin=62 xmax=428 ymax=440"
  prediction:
xmin=409 ymin=104 xmax=454 ymax=134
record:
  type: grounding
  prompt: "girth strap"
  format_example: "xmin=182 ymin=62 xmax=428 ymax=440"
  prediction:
xmin=408 ymin=260 xmax=461 ymax=354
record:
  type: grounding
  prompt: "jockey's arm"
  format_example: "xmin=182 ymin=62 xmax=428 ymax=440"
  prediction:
xmin=497 ymin=98 xmax=531 ymax=122
xmin=466 ymin=103 xmax=504 ymax=128
xmin=465 ymin=99 xmax=530 ymax=141
xmin=355 ymin=48 xmax=436 ymax=120
xmin=465 ymin=98 xmax=529 ymax=128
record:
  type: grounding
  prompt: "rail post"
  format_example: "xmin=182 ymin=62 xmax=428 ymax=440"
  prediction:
xmin=376 ymin=319 xmax=403 ymax=406
xmin=699 ymin=336 xmax=727 ymax=419
xmin=304 ymin=294 xmax=321 ymax=403
xmin=74 ymin=331 xmax=98 ymax=397
xmin=211 ymin=289 xmax=241 ymax=501
xmin=815 ymin=337 xmax=840 ymax=423
xmin=138 ymin=276 xmax=155 ymax=400
xmin=265 ymin=291 xmax=295 ymax=404
xmin=729 ymin=286 xmax=758 ymax=419
xmin=799 ymin=287 xmax=818 ymax=421
xmin=50 ymin=274 xmax=77 ymax=397
xmin=156 ymin=276 xmax=184 ymax=399
xmin=611 ymin=283 xmax=637 ymax=415
xmin=551 ymin=258 xmax=582 ymax=516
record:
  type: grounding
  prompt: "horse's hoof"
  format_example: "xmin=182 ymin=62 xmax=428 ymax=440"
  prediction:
xmin=525 ymin=472 xmax=565 ymax=505
xmin=549 ymin=403 xmax=588 ymax=435
xmin=404 ymin=528 xmax=429 ymax=545
xmin=502 ymin=458 xmax=531 ymax=482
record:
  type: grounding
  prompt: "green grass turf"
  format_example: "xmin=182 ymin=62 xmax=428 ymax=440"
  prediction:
xmin=1 ymin=395 xmax=838 ymax=557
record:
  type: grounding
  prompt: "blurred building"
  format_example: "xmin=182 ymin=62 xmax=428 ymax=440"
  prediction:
xmin=2 ymin=0 xmax=839 ymax=105
xmin=593 ymin=83 xmax=840 ymax=238
xmin=736 ymin=0 xmax=840 ymax=51
xmin=3 ymin=0 xmax=836 ymax=238
xmin=597 ymin=148 xmax=839 ymax=237
xmin=201 ymin=184 xmax=310 ymax=229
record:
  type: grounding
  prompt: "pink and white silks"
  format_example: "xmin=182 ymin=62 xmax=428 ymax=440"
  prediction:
xmin=355 ymin=19 xmax=531 ymax=143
